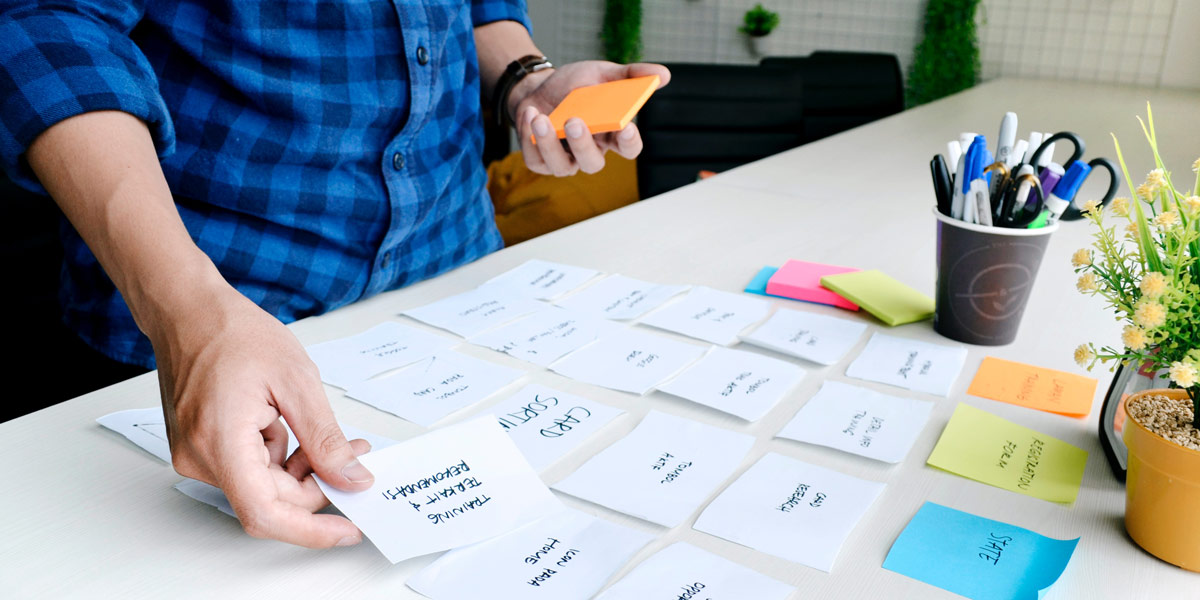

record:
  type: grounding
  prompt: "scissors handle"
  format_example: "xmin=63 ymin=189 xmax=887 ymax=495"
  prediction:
xmin=1059 ymin=157 xmax=1119 ymax=221
xmin=1003 ymin=174 xmax=1045 ymax=227
xmin=1027 ymin=131 xmax=1086 ymax=171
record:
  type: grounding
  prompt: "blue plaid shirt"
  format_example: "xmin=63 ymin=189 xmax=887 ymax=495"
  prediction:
xmin=0 ymin=0 xmax=528 ymax=368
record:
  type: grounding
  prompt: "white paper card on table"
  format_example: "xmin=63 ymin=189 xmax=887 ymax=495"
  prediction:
xmin=595 ymin=542 xmax=794 ymax=600
xmin=469 ymin=306 xmax=616 ymax=367
xmin=552 ymin=410 xmax=754 ymax=527
xmin=317 ymin=416 xmax=563 ymax=564
xmin=305 ymin=321 xmax=456 ymax=389
xmin=554 ymin=274 xmax=689 ymax=320
xmin=777 ymin=381 xmax=934 ymax=463
xmin=402 ymin=285 xmax=545 ymax=338
xmin=347 ymin=351 xmax=524 ymax=427
xmin=844 ymin=332 xmax=968 ymax=396
xmin=693 ymin=452 xmax=885 ymax=572
xmin=174 ymin=423 xmax=401 ymax=517
xmin=485 ymin=259 xmax=601 ymax=300
xmin=96 ymin=408 xmax=172 ymax=462
xmin=549 ymin=328 xmax=707 ymax=395
xmin=490 ymin=383 xmax=625 ymax=471
xmin=740 ymin=308 xmax=868 ymax=366
xmin=407 ymin=508 xmax=653 ymax=599
xmin=638 ymin=286 xmax=771 ymax=345
xmin=657 ymin=347 xmax=806 ymax=422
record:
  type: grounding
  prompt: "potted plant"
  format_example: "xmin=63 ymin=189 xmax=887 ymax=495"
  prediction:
xmin=1073 ymin=105 xmax=1200 ymax=571
xmin=740 ymin=4 xmax=780 ymax=56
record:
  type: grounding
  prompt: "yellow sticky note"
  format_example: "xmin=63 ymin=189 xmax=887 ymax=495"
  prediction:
xmin=819 ymin=270 xmax=934 ymax=326
xmin=968 ymin=357 xmax=1098 ymax=417
xmin=927 ymin=403 xmax=1088 ymax=504
xmin=543 ymin=75 xmax=660 ymax=140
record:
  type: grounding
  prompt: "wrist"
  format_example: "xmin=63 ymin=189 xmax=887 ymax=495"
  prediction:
xmin=505 ymin=67 xmax=554 ymax=124
xmin=126 ymin=251 xmax=242 ymax=343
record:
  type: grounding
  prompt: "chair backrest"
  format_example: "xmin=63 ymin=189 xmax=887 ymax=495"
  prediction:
xmin=636 ymin=52 xmax=903 ymax=199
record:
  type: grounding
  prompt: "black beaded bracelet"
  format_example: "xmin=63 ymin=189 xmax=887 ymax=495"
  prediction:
xmin=493 ymin=54 xmax=554 ymax=128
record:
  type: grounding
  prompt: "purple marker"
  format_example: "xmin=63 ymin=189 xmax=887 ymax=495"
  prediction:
xmin=1039 ymin=162 xmax=1065 ymax=198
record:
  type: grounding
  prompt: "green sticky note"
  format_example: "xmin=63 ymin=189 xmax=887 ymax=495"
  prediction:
xmin=819 ymin=270 xmax=934 ymax=326
xmin=927 ymin=403 xmax=1088 ymax=504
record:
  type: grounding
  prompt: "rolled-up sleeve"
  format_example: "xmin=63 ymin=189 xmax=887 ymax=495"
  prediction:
xmin=0 ymin=1 xmax=173 ymax=193
xmin=470 ymin=0 xmax=531 ymax=33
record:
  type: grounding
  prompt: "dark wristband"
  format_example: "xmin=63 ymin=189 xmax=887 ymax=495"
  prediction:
xmin=493 ymin=55 xmax=553 ymax=128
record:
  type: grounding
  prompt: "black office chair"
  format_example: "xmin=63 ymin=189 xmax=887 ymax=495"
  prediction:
xmin=636 ymin=52 xmax=904 ymax=199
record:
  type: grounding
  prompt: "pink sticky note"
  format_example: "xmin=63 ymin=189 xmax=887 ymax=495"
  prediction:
xmin=765 ymin=260 xmax=860 ymax=311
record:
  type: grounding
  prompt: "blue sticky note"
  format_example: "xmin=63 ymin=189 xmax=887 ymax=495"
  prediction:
xmin=883 ymin=502 xmax=1078 ymax=600
xmin=745 ymin=266 xmax=779 ymax=296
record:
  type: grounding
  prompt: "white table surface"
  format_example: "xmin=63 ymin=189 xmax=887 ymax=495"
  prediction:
xmin=4 ymin=78 xmax=1199 ymax=598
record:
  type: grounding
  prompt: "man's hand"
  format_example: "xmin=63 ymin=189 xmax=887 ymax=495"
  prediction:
xmin=508 ymin=61 xmax=670 ymax=177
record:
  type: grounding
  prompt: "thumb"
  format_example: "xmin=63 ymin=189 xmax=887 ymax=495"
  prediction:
xmin=277 ymin=375 xmax=374 ymax=492
xmin=623 ymin=62 xmax=671 ymax=88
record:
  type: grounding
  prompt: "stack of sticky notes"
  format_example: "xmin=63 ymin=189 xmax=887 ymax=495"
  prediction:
xmin=820 ymin=270 xmax=934 ymax=326
xmin=968 ymin=357 xmax=1098 ymax=417
xmin=544 ymin=75 xmax=660 ymax=139
xmin=761 ymin=259 xmax=860 ymax=310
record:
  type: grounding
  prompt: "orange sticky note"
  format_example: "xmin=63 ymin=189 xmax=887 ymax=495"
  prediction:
xmin=967 ymin=357 xmax=1098 ymax=417
xmin=541 ymin=75 xmax=660 ymax=141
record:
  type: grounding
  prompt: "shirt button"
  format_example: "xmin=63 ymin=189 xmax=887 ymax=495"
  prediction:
xmin=392 ymin=152 xmax=404 ymax=170
xmin=381 ymin=253 xmax=391 ymax=269
xmin=416 ymin=46 xmax=429 ymax=66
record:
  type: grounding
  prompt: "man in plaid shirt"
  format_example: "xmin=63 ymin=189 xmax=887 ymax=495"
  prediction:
xmin=0 ymin=0 xmax=667 ymax=548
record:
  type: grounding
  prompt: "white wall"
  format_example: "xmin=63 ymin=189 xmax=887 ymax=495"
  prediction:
xmin=526 ymin=0 xmax=1200 ymax=89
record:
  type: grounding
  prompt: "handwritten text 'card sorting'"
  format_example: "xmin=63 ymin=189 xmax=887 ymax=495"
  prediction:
xmin=595 ymin=542 xmax=794 ymax=600
xmin=693 ymin=452 xmax=885 ymax=572
xmin=470 ymin=306 xmax=615 ymax=367
xmin=317 ymin=416 xmax=562 ymax=564
xmin=555 ymin=274 xmax=689 ymax=320
xmin=485 ymin=259 xmax=601 ymax=300
xmin=777 ymin=380 xmax=934 ymax=463
xmin=347 ymin=352 xmax=524 ymax=427
xmin=402 ymin=285 xmax=545 ymax=338
xmin=488 ymin=384 xmax=625 ymax=471
xmin=550 ymin=328 xmax=708 ymax=395
xmin=553 ymin=411 xmax=755 ymax=527
xmin=639 ymin=286 xmax=770 ymax=345
xmin=407 ymin=509 xmax=653 ymax=599
xmin=306 ymin=321 xmax=455 ymax=389
xmin=740 ymin=308 xmax=868 ymax=366
xmin=657 ymin=346 xmax=806 ymax=422
xmin=845 ymin=332 xmax=968 ymax=396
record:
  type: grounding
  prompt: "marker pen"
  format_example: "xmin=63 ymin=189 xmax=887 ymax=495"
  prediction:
xmin=1006 ymin=140 xmax=1028 ymax=169
xmin=1044 ymin=161 xmax=1091 ymax=224
xmin=995 ymin=112 xmax=1018 ymax=166
xmin=947 ymin=140 xmax=963 ymax=169
xmin=1025 ymin=132 xmax=1043 ymax=164
xmin=1040 ymin=162 xmax=1065 ymax=197
xmin=1037 ymin=133 xmax=1056 ymax=168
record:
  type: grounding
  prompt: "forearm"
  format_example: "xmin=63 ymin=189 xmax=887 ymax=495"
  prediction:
xmin=473 ymin=20 xmax=551 ymax=121
xmin=25 ymin=110 xmax=229 ymax=341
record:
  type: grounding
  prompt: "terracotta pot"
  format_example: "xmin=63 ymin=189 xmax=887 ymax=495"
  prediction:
xmin=1123 ymin=388 xmax=1200 ymax=571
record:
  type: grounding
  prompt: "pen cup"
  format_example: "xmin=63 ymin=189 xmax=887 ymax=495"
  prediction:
xmin=933 ymin=208 xmax=1059 ymax=345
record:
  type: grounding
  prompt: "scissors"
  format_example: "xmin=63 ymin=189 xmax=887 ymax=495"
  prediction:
xmin=1024 ymin=132 xmax=1119 ymax=220
xmin=987 ymin=164 xmax=1045 ymax=227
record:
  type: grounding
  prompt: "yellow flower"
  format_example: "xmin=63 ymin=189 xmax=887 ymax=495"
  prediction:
xmin=1133 ymin=300 xmax=1167 ymax=329
xmin=1071 ymin=248 xmax=1092 ymax=267
xmin=1121 ymin=326 xmax=1148 ymax=351
xmin=1111 ymin=197 xmax=1130 ymax=217
xmin=1145 ymin=168 xmax=1166 ymax=189
xmin=1125 ymin=221 xmax=1141 ymax=238
xmin=1185 ymin=196 xmax=1200 ymax=214
xmin=1169 ymin=361 xmax=1198 ymax=388
xmin=1081 ymin=199 xmax=1101 ymax=215
xmin=1139 ymin=271 xmax=1168 ymax=298
xmin=1154 ymin=211 xmax=1179 ymax=228
xmin=1136 ymin=183 xmax=1154 ymax=200
xmin=1076 ymin=272 xmax=1099 ymax=293
xmin=1074 ymin=344 xmax=1095 ymax=367
xmin=1193 ymin=157 xmax=1200 ymax=173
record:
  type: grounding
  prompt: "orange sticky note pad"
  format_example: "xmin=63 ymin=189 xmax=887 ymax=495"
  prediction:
xmin=543 ymin=75 xmax=660 ymax=140
xmin=967 ymin=357 xmax=1098 ymax=417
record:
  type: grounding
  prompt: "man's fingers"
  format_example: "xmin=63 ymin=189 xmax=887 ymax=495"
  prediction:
xmin=531 ymin=114 xmax=577 ymax=177
xmin=274 ymin=363 xmax=373 ymax=492
xmin=564 ymin=118 xmax=605 ymax=174
xmin=285 ymin=438 xmax=372 ymax=481
xmin=516 ymin=106 xmax=550 ymax=175
xmin=623 ymin=62 xmax=671 ymax=88
xmin=611 ymin=123 xmax=644 ymax=160
xmin=262 ymin=418 xmax=289 ymax=466
xmin=242 ymin=499 xmax=362 ymax=549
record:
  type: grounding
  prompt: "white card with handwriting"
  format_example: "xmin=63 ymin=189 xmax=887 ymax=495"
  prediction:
xmin=657 ymin=347 xmax=806 ymax=422
xmin=306 ymin=321 xmax=456 ymax=389
xmin=740 ymin=308 xmax=868 ymax=365
xmin=485 ymin=259 xmax=602 ymax=300
xmin=553 ymin=411 xmax=754 ymax=527
xmin=402 ymin=285 xmax=545 ymax=338
xmin=407 ymin=508 xmax=652 ymax=599
xmin=316 ymin=416 xmax=563 ymax=564
xmin=594 ymin=542 xmax=794 ymax=600
xmin=638 ymin=286 xmax=770 ymax=345
xmin=844 ymin=332 xmax=967 ymax=396
xmin=777 ymin=381 xmax=934 ymax=463
xmin=555 ymin=274 xmax=689 ymax=320
xmin=347 ymin=352 xmax=524 ymax=427
xmin=693 ymin=452 xmax=884 ymax=572
xmin=489 ymin=384 xmax=625 ymax=471
xmin=470 ymin=306 xmax=616 ymax=367
xmin=550 ymin=328 xmax=707 ymax=395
